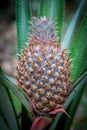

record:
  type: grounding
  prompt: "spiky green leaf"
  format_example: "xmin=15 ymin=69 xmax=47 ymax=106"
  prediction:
xmin=10 ymin=91 xmax=22 ymax=128
xmin=0 ymin=115 xmax=10 ymax=130
xmin=62 ymin=0 xmax=87 ymax=50
xmin=0 ymin=83 xmax=19 ymax=130
xmin=16 ymin=0 xmax=32 ymax=53
xmin=64 ymin=85 xmax=85 ymax=130
xmin=0 ymin=72 xmax=34 ymax=121
xmin=70 ymin=13 xmax=87 ymax=81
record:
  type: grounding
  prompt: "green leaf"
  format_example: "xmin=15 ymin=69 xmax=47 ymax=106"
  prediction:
xmin=62 ymin=0 xmax=87 ymax=50
xmin=16 ymin=0 xmax=32 ymax=53
xmin=0 ymin=83 xmax=19 ymax=130
xmin=39 ymin=0 xmax=65 ymax=42
xmin=0 ymin=115 xmax=10 ymax=130
xmin=64 ymin=85 xmax=85 ymax=130
xmin=5 ymin=75 xmax=22 ymax=128
xmin=49 ymin=75 xmax=87 ymax=130
xmin=0 ymin=72 xmax=34 ymax=121
xmin=70 ymin=13 xmax=87 ymax=81
xmin=10 ymin=91 xmax=22 ymax=128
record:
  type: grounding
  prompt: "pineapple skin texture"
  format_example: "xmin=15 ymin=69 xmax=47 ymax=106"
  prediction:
xmin=16 ymin=17 xmax=71 ymax=113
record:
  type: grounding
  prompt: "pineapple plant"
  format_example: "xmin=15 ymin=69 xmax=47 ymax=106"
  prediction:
xmin=16 ymin=17 xmax=72 ymax=129
xmin=0 ymin=0 xmax=87 ymax=130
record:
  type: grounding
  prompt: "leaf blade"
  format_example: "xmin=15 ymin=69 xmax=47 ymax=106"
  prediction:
xmin=0 ymin=72 xmax=34 ymax=121
xmin=70 ymin=13 xmax=87 ymax=81
xmin=0 ymin=83 xmax=19 ymax=130
xmin=16 ymin=0 xmax=32 ymax=53
xmin=0 ymin=115 xmax=10 ymax=130
xmin=64 ymin=84 xmax=85 ymax=130
xmin=62 ymin=0 xmax=87 ymax=50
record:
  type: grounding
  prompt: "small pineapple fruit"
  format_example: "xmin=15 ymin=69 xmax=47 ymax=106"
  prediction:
xmin=16 ymin=17 xmax=72 ymax=128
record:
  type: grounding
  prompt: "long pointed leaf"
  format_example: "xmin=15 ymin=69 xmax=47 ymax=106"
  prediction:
xmin=6 ymin=76 xmax=22 ymax=128
xmin=10 ymin=91 xmax=22 ymax=128
xmin=0 ymin=72 xmax=34 ymax=121
xmin=0 ymin=84 xmax=19 ymax=130
xmin=62 ymin=0 xmax=87 ymax=50
xmin=64 ymin=85 xmax=85 ymax=130
xmin=39 ymin=0 xmax=65 ymax=42
xmin=16 ymin=0 xmax=32 ymax=53
xmin=70 ymin=13 xmax=87 ymax=81
xmin=0 ymin=115 xmax=10 ymax=130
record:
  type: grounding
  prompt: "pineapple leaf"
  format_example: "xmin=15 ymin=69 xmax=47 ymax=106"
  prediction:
xmin=0 ymin=83 xmax=19 ymax=130
xmin=62 ymin=0 xmax=87 ymax=50
xmin=10 ymin=91 xmax=22 ymax=128
xmin=64 ymin=83 xmax=85 ymax=130
xmin=0 ymin=72 xmax=34 ymax=121
xmin=0 ymin=115 xmax=10 ymax=130
xmin=70 ymin=13 xmax=87 ymax=81
xmin=16 ymin=0 xmax=32 ymax=53
xmin=6 ymin=76 xmax=22 ymax=128
xmin=38 ymin=0 xmax=65 ymax=42
xmin=49 ymin=75 xmax=87 ymax=130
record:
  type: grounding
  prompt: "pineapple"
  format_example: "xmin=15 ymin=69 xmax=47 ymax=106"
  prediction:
xmin=16 ymin=17 xmax=71 ymax=114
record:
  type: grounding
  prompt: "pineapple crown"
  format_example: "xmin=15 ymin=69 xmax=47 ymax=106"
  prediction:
xmin=29 ymin=16 xmax=58 ymax=45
